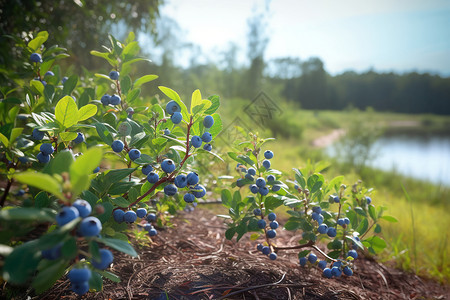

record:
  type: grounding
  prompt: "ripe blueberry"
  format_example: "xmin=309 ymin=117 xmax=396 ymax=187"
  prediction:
xmin=109 ymin=70 xmax=119 ymax=80
xmin=113 ymin=210 xmax=125 ymax=223
xmin=299 ymin=257 xmax=307 ymax=266
xmin=191 ymin=184 xmax=206 ymax=198
xmin=56 ymin=206 xmax=80 ymax=226
xmin=257 ymin=219 xmax=266 ymax=229
xmin=270 ymin=221 xmax=279 ymax=229
xmin=272 ymin=185 xmax=281 ymax=192
xmin=262 ymin=159 xmax=271 ymax=169
xmin=171 ymin=112 xmax=182 ymax=124
xmin=318 ymin=224 xmax=328 ymax=234
xmin=142 ymin=164 xmax=153 ymax=175
xmin=203 ymin=115 xmax=214 ymax=128
xmin=186 ymin=172 xmax=199 ymax=185
xmin=201 ymin=132 xmax=212 ymax=143
xmin=253 ymin=208 xmax=262 ymax=216
xmin=40 ymin=143 xmax=54 ymax=155
xmin=164 ymin=184 xmax=178 ymax=196
xmin=73 ymin=199 xmax=92 ymax=218
xmin=247 ymin=168 xmax=256 ymax=176
xmin=250 ymin=184 xmax=259 ymax=194
xmin=37 ymin=152 xmax=50 ymax=163
xmin=266 ymin=229 xmax=276 ymax=239
xmin=174 ymin=174 xmax=187 ymax=188
xmin=30 ymin=53 xmax=42 ymax=63
xmin=323 ymin=268 xmax=332 ymax=278
xmin=184 ymin=193 xmax=195 ymax=203
xmin=73 ymin=132 xmax=85 ymax=144
xmin=264 ymin=150 xmax=274 ymax=159
xmin=266 ymin=174 xmax=275 ymax=182
xmin=203 ymin=143 xmax=212 ymax=151
xmin=110 ymin=94 xmax=121 ymax=105
xmin=136 ymin=208 xmax=147 ymax=218
xmin=111 ymin=140 xmax=124 ymax=153
xmin=79 ymin=216 xmax=102 ymax=236
xmin=256 ymin=177 xmax=266 ymax=188
xmin=347 ymin=250 xmax=358 ymax=259
xmin=327 ymin=227 xmax=337 ymax=238
xmin=268 ymin=212 xmax=277 ymax=221
xmin=32 ymin=128 xmax=45 ymax=140
xmin=128 ymin=149 xmax=141 ymax=161
xmin=101 ymin=94 xmax=111 ymax=105
xmin=269 ymin=252 xmax=277 ymax=260
xmin=68 ymin=268 xmax=92 ymax=283
xmin=259 ymin=186 xmax=269 ymax=196
xmin=161 ymin=159 xmax=176 ymax=173
xmin=343 ymin=266 xmax=353 ymax=276
xmin=191 ymin=135 xmax=202 ymax=148
xmin=308 ymin=253 xmax=317 ymax=263
xmin=146 ymin=213 xmax=157 ymax=222
xmin=318 ymin=260 xmax=327 ymax=270
xmin=91 ymin=248 xmax=113 ymax=270
xmin=165 ymin=100 xmax=181 ymax=115
xmin=124 ymin=211 xmax=137 ymax=223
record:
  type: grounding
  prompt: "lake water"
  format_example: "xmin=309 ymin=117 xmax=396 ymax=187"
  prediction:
xmin=327 ymin=133 xmax=450 ymax=186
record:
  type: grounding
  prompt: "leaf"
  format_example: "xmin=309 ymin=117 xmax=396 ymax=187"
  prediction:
xmin=104 ymin=168 xmax=136 ymax=186
xmin=326 ymin=175 xmax=344 ymax=193
xmin=62 ymin=75 xmax=78 ymax=96
xmin=380 ymin=215 xmax=398 ymax=222
xmin=354 ymin=207 xmax=367 ymax=217
xmin=60 ymin=132 xmax=78 ymax=142
xmin=355 ymin=218 xmax=369 ymax=235
xmin=0 ymin=132 xmax=9 ymax=147
xmin=208 ymin=114 xmax=222 ymax=138
xmin=225 ymin=227 xmax=236 ymax=240
xmin=30 ymin=80 xmax=44 ymax=95
xmin=28 ymin=31 xmax=48 ymax=51
xmin=98 ymin=270 xmax=121 ymax=283
xmin=237 ymin=155 xmax=256 ymax=167
xmin=204 ymin=95 xmax=220 ymax=115
xmin=55 ymin=96 xmax=79 ymax=129
xmin=221 ymin=189 xmax=232 ymax=208
xmin=45 ymin=150 xmax=74 ymax=175
xmin=284 ymin=220 xmax=301 ymax=231
xmin=94 ymin=123 xmax=114 ymax=145
xmin=0 ymin=207 xmax=55 ymax=222
xmin=97 ymin=238 xmax=137 ymax=257
xmin=134 ymin=75 xmax=158 ymax=88
xmin=31 ymin=259 xmax=68 ymax=294
xmin=158 ymin=86 xmax=188 ymax=120
xmin=190 ymin=89 xmax=202 ymax=114
xmin=10 ymin=127 xmax=23 ymax=144
xmin=2 ymin=240 xmax=41 ymax=284
xmin=122 ymin=41 xmax=140 ymax=57
xmin=14 ymin=172 xmax=64 ymax=200
xmin=112 ymin=197 xmax=130 ymax=207
xmin=78 ymin=104 xmax=97 ymax=121
xmin=368 ymin=205 xmax=377 ymax=221
xmin=127 ymin=88 xmax=141 ymax=103
xmin=62 ymin=237 xmax=78 ymax=260
xmin=264 ymin=196 xmax=284 ymax=210
xmin=70 ymin=147 xmax=103 ymax=196
xmin=89 ymin=271 xmax=103 ymax=292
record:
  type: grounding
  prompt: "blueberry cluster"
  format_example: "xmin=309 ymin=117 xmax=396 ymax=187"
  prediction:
xmin=113 ymin=208 xmax=159 ymax=237
xmin=100 ymin=93 xmax=121 ymax=106
xmin=189 ymin=115 xmax=215 ymax=151
xmin=165 ymin=100 xmax=183 ymax=124
xmin=236 ymin=150 xmax=279 ymax=192
xmin=37 ymin=142 xmax=54 ymax=164
xmin=256 ymin=243 xmax=277 ymax=260
xmin=299 ymin=251 xmax=355 ymax=279
xmin=41 ymin=200 xmax=114 ymax=295
xmin=254 ymin=212 xmax=280 ymax=260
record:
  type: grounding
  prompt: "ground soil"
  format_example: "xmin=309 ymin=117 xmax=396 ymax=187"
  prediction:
xmin=40 ymin=207 xmax=449 ymax=300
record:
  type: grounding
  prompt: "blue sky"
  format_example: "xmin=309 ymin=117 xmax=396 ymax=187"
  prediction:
xmin=159 ymin=0 xmax=450 ymax=76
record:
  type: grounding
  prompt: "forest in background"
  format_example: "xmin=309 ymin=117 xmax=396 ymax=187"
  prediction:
xmin=1 ymin=0 xmax=449 ymax=115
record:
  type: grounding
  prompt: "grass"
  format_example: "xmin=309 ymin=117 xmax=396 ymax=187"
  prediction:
xmin=213 ymin=101 xmax=450 ymax=283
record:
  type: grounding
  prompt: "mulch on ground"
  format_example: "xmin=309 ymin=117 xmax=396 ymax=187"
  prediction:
xmin=41 ymin=207 xmax=449 ymax=300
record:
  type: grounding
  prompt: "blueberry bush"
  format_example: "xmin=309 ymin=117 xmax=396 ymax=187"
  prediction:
xmin=220 ymin=132 xmax=397 ymax=278
xmin=0 ymin=31 xmax=222 ymax=296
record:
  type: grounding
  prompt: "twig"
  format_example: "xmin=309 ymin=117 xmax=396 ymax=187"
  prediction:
xmin=273 ymin=240 xmax=314 ymax=251
xmin=0 ymin=178 xmax=13 ymax=207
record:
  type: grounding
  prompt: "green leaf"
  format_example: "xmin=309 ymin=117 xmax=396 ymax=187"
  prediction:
xmin=28 ymin=31 xmax=48 ymax=51
xmin=264 ymin=196 xmax=285 ymax=210
xmin=122 ymin=41 xmax=140 ymax=57
xmin=9 ymin=127 xmax=23 ymax=144
xmin=368 ymin=205 xmax=377 ymax=221
xmin=44 ymin=84 xmax=55 ymax=102
xmin=104 ymin=168 xmax=136 ymax=186
xmin=31 ymin=80 xmax=45 ymax=95
xmin=204 ymin=95 xmax=220 ymax=115
xmin=62 ymin=75 xmax=78 ymax=96
xmin=190 ymin=89 xmax=202 ymax=114
xmin=2 ymin=240 xmax=41 ymax=284
xmin=355 ymin=218 xmax=369 ymax=235
xmin=60 ymin=132 xmax=78 ymax=142
xmin=55 ymin=96 xmax=79 ymax=129
xmin=225 ymin=227 xmax=236 ymax=240
xmin=46 ymin=150 xmax=74 ymax=174
xmin=90 ymin=51 xmax=116 ymax=66
xmin=158 ymin=86 xmax=188 ymax=120
xmin=284 ymin=220 xmax=301 ymax=231
xmin=94 ymin=123 xmax=114 ymax=145
xmin=89 ymin=271 xmax=103 ymax=292
xmin=293 ymin=169 xmax=306 ymax=189
xmin=0 ymin=207 xmax=55 ymax=222
xmin=237 ymin=155 xmax=256 ymax=167
xmin=326 ymin=175 xmax=344 ymax=193
xmin=70 ymin=147 xmax=103 ymax=196
xmin=381 ymin=215 xmax=398 ymax=223
xmin=98 ymin=270 xmax=121 ymax=283
xmin=62 ymin=237 xmax=78 ymax=260
xmin=78 ymin=104 xmax=97 ymax=121
xmin=354 ymin=207 xmax=367 ymax=217
xmin=208 ymin=114 xmax=222 ymax=138
xmin=14 ymin=172 xmax=64 ymax=200
xmin=127 ymin=88 xmax=141 ymax=103
xmin=0 ymin=132 xmax=9 ymax=147
xmin=374 ymin=224 xmax=382 ymax=233
xmin=221 ymin=189 xmax=232 ymax=208
xmin=112 ymin=197 xmax=130 ymax=207
xmin=120 ymin=75 xmax=132 ymax=95
xmin=97 ymin=238 xmax=137 ymax=257
xmin=134 ymin=75 xmax=158 ymax=88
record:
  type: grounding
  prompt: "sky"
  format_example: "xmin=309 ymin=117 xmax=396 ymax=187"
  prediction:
xmin=159 ymin=0 xmax=450 ymax=76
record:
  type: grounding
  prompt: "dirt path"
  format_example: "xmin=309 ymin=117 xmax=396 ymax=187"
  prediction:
xmin=311 ymin=129 xmax=345 ymax=148
xmin=41 ymin=208 xmax=449 ymax=300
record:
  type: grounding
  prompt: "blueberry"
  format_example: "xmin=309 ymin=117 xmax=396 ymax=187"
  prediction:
xmin=15 ymin=189 xmax=25 ymax=196
xmin=191 ymin=184 xmax=206 ymax=198
xmin=332 ymin=261 xmax=342 ymax=268
xmin=317 ymin=214 xmax=324 ymax=224
xmin=147 ymin=172 xmax=159 ymax=183
xmin=268 ymin=212 xmax=277 ymax=221
xmin=318 ymin=224 xmax=328 ymax=234
xmin=264 ymin=150 xmax=274 ymax=159
xmin=270 ymin=221 xmax=279 ymax=229
xmin=253 ymin=208 xmax=262 ymax=216
xmin=184 ymin=193 xmax=195 ymax=203
xmin=30 ymin=53 xmax=42 ymax=63
xmin=68 ymin=268 xmax=92 ymax=283
xmin=113 ymin=210 xmax=125 ymax=223
xmin=327 ymin=227 xmax=337 ymax=238
xmin=331 ymin=266 xmax=342 ymax=277
xmin=165 ymin=100 xmax=181 ymax=115
xmin=312 ymin=206 xmax=322 ymax=214
xmin=123 ymin=211 xmax=137 ymax=223
xmin=308 ymin=253 xmax=317 ymax=263
xmin=174 ymin=174 xmax=187 ymax=188
xmin=236 ymin=178 xmax=245 ymax=187
xmin=203 ymin=143 xmax=212 ymax=151
xmin=61 ymin=76 xmax=68 ymax=84
xmin=257 ymin=219 xmax=266 ymax=229
xmin=247 ymin=168 xmax=256 ymax=176
xmin=262 ymin=159 xmax=271 ymax=169
xmin=255 ymin=177 xmax=266 ymax=188
xmin=311 ymin=212 xmax=319 ymax=221
xmin=171 ymin=111 xmax=182 ymax=124
xmin=272 ymin=185 xmax=281 ymax=192
xmin=323 ymin=268 xmax=332 ymax=278
xmin=203 ymin=115 xmax=214 ymax=128
xmin=347 ymin=250 xmax=358 ymax=259
xmin=109 ymin=70 xmax=119 ymax=80
xmin=73 ymin=133 xmax=85 ymax=144
xmin=365 ymin=196 xmax=372 ymax=205
xmin=337 ymin=218 xmax=345 ymax=226
xmin=344 ymin=217 xmax=350 ymax=225
xmin=186 ymin=172 xmax=199 ymax=185
xmin=148 ymin=228 xmax=157 ymax=236
xmin=101 ymin=94 xmax=111 ymax=105
xmin=146 ymin=213 xmax=157 ymax=222
xmin=79 ymin=216 xmax=102 ymax=236
xmin=56 ymin=206 xmax=80 ymax=226
xmin=44 ymin=71 xmax=54 ymax=77
xmin=266 ymin=229 xmax=276 ymax=239
xmin=250 ymin=184 xmax=259 ymax=194
xmin=126 ymin=107 xmax=134 ymax=115
xmin=128 ymin=149 xmax=141 ymax=161
xmin=299 ymin=257 xmax=307 ymax=266
xmin=330 ymin=195 xmax=340 ymax=203
xmin=164 ymin=128 xmax=170 ymax=135
xmin=40 ymin=143 xmax=54 ymax=155
xmin=269 ymin=252 xmax=277 ymax=260
xmin=259 ymin=186 xmax=269 ymax=196
xmin=91 ymin=248 xmax=113 ymax=270
xmin=161 ymin=159 xmax=176 ymax=173
xmin=73 ymin=199 xmax=92 ymax=218
xmin=18 ymin=156 xmax=28 ymax=164
xmin=318 ymin=260 xmax=327 ymax=270
xmin=191 ymin=135 xmax=202 ymax=148
xmin=136 ymin=208 xmax=147 ymax=218
xmin=142 ymin=164 xmax=153 ymax=175
xmin=343 ymin=266 xmax=353 ymax=276
xmin=256 ymin=243 xmax=263 ymax=251
xmin=262 ymin=246 xmax=271 ymax=255
xmin=32 ymin=128 xmax=45 ymax=140
xmin=164 ymin=184 xmax=178 ymax=196
xmin=111 ymin=140 xmax=124 ymax=153
xmin=266 ymin=174 xmax=275 ymax=182
xmin=245 ymin=173 xmax=254 ymax=181
xmin=37 ymin=152 xmax=50 ymax=163
xmin=201 ymin=132 xmax=212 ymax=143
xmin=110 ymin=94 xmax=121 ymax=105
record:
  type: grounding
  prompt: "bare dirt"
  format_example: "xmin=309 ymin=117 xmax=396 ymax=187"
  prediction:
xmin=41 ymin=208 xmax=449 ymax=300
